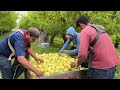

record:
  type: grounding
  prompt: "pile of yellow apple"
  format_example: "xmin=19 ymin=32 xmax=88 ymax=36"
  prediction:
xmin=0 ymin=73 xmax=1 ymax=79
xmin=29 ymin=53 xmax=85 ymax=77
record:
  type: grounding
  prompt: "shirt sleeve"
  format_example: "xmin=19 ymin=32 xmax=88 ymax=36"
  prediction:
xmin=78 ymin=31 xmax=90 ymax=64
xmin=60 ymin=38 xmax=71 ymax=52
xmin=68 ymin=39 xmax=80 ymax=55
xmin=14 ymin=40 xmax=26 ymax=57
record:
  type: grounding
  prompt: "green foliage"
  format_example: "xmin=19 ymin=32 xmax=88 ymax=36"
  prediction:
xmin=19 ymin=11 xmax=120 ymax=44
xmin=0 ymin=32 xmax=10 ymax=40
xmin=0 ymin=11 xmax=18 ymax=33
xmin=19 ymin=11 xmax=81 ymax=35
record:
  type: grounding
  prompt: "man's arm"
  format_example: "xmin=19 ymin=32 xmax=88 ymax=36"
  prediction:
xmin=77 ymin=31 xmax=90 ymax=65
xmin=67 ymin=44 xmax=79 ymax=55
xmin=27 ymin=47 xmax=43 ymax=63
xmin=14 ymin=40 xmax=44 ymax=77
xmin=17 ymin=56 xmax=44 ymax=77
xmin=27 ymin=47 xmax=37 ymax=59
xmin=59 ymin=38 xmax=71 ymax=55
xmin=71 ymin=31 xmax=89 ymax=68
xmin=68 ymin=35 xmax=80 ymax=55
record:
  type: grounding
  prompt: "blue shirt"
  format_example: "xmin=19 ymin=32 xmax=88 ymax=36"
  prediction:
xmin=60 ymin=27 xmax=80 ymax=55
xmin=0 ymin=31 xmax=30 ymax=58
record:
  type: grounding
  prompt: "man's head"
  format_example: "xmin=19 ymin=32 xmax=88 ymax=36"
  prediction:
xmin=65 ymin=27 xmax=76 ymax=39
xmin=65 ymin=34 xmax=74 ymax=39
xmin=76 ymin=15 xmax=89 ymax=30
xmin=26 ymin=27 xmax=41 ymax=43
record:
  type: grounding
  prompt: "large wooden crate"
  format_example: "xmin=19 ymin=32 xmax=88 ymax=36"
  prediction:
xmin=26 ymin=69 xmax=87 ymax=79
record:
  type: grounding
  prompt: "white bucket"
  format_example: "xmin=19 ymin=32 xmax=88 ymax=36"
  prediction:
xmin=40 ymin=43 xmax=49 ymax=48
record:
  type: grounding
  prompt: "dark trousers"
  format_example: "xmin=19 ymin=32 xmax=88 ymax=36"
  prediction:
xmin=12 ymin=53 xmax=29 ymax=79
xmin=87 ymin=66 xmax=116 ymax=79
xmin=0 ymin=55 xmax=13 ymax=79
xmin=0 ymin=54 xmax=27 ymax=79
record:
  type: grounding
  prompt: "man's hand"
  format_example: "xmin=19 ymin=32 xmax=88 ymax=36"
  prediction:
xmin=58 ymin=51 xmax=61 ymax=56
xmin=35 ymin=70 xmax=44 ymax=77
xmin=35 ymin=57 xmax=44 ymax=63
xmin=61 ymin=50 xmax=69 ymax=54
xmin=58 ymin=50 xmax=69 ymax=56
xmin=71 ymin=62 xmax=78 ymax=68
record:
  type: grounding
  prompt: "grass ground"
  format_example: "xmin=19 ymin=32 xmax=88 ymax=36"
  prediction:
xmin=0 ymin=33 xmax=120 ymax=79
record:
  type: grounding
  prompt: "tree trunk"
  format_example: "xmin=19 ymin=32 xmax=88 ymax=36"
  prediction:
xmin=0 ymin=32 xmax=2 ymax=35
xmin=62 ymin=34 xmax=67 ymax=43
xmin=49 ymin=34 xmax=56 ymax=43
xmin=111 ymin=11 xmax=117 ymax=20
xmin=115 ymin=38 xmax=119 ymax=48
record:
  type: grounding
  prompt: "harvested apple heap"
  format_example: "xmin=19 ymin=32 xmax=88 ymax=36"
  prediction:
xmin=29 ymin=53 xmax=85 ymax=77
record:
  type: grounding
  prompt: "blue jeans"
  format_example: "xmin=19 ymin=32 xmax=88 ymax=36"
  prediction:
xmin=0 ymin=55 xmax=13 ymax=79
xmin=87 ymin=66 xmax=116 ymax=79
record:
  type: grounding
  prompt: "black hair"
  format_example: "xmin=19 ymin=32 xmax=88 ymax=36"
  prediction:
xmin=76 ymin=15 xmax=89 ymax=27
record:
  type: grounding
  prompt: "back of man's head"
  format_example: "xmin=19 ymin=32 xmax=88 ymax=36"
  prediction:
xmin=76 ymin=15 xmax=89 ymax=27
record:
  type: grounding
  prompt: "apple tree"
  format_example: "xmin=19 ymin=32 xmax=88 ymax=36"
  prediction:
xmin=0 ymin=11 xmax=18 ymax=34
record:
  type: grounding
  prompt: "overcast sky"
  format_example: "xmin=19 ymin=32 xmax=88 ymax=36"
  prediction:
xmin=16 ymin=11 xmax=27 ymax=18
xmin=16 ymin=11 xmax=27 ymax=28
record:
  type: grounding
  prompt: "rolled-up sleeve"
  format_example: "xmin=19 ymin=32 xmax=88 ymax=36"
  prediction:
xmin=60 ymin=38 xmax=71 ymax=52
xmin=69 ymin=38 xmax=80 ymax=55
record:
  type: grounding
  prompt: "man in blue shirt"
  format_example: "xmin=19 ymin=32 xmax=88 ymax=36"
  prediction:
xmin=59 ymin=27 xmax=80 ymax=56
xmin=0 ymin=27 xmax=44 ymax=79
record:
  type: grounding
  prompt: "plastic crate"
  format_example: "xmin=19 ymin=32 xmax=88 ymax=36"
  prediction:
xmin=26 ymin=69 xmax=87 ymax=79
xmin=40 ymin=43 xmax=49 ymax=48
